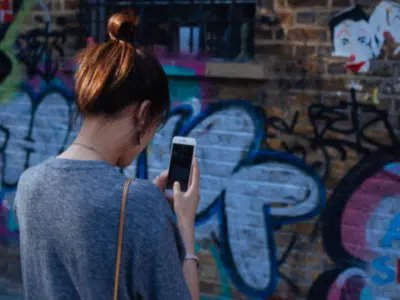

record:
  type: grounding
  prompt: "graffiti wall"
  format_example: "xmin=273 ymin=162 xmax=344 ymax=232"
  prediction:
xmin=1 ymin=0 xmax=400 ymax=299
xmin=308 ymin=151 xmax=400 ymax=300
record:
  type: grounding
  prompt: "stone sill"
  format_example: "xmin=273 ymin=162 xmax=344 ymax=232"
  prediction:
xmin=160 ymin=59 xmax=265 ymax=80
xmin=206 ymin=62 xmax=265 ymax=80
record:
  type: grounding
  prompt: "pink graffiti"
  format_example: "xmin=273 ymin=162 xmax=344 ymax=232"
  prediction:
xmin=326 ymin=269 xmax=367 ymax=300
xmin=341 ymin=166 xmax=400 ymax=261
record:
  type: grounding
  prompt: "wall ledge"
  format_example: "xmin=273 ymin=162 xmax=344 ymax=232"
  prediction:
xmin=205 ymin=62 xmax=265 ymax=80
xmin=160 ymin=59 xmax=265 ymax=80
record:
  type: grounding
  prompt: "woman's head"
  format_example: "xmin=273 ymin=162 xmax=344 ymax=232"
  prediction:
xmin=74 ymin=9 xmax=170 ymax=167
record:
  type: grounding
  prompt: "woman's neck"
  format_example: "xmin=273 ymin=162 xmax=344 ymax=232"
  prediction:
xmin=60 ymin=119 xmax=124 ymax=165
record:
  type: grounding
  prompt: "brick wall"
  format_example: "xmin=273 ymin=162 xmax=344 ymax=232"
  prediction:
xmin=1 ymin=0 xmax=400 ymax=299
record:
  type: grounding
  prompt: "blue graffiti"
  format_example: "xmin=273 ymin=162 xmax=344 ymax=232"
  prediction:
xmin=370 ymin=212 xmax=400 ymax=286
xmin=380 ymin=213 xmax=400 ymax=248
xmin=371 ymin=256 xmax=396 ymax=286
xmin=0 ymin=81 xmax=73 ymax=243
xmin=130 ymin=100 xmax=326 ymax=297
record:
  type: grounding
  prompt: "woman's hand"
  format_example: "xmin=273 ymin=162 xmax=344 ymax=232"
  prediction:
xmin=153 ymin=157 xmax=200 ymax=224
xmin=172 ymin=157 xmax=200 ymax=225
xmin=153 ymin=169 xmax=173 ymax=203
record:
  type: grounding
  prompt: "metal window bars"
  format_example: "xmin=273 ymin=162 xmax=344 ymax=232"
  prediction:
xmin=79 ymin=0 xmax=256 ymax=61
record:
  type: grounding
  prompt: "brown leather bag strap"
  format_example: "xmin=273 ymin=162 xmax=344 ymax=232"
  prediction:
xmin=113 ymin=178 xmax=132 ymax=300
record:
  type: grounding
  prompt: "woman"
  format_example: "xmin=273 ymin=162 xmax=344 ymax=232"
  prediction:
xmin=14 ymin=9 xmax=200 ymax=300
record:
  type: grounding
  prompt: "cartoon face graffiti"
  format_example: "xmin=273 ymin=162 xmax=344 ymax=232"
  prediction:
xmin=330 ymin=5 xmax=374 ymax=73
xmin=370 ymin=1 xmax=400 ymax=56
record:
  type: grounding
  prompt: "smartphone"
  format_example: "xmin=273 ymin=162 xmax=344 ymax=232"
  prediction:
xmin=165 ymin=136 xmax=197 ymax=197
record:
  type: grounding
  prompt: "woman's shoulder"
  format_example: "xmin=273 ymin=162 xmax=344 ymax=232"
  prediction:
xmin=127 ymin=179 xmax=164 ymax=204
xmin=125 ymin=179 xmax=174 ymax=221
xmin=17 ymin=158 xmax=52 ymax=189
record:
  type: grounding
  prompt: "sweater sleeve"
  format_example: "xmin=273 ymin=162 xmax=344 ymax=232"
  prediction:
xmin=149 ymin=212 xmax=191 ymax=300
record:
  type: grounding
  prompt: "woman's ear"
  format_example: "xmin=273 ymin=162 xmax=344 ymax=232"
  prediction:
xmin=136 ymin=100 xmax=151 ymax=128
xmin=131 ymin=100 xmax=151 ymax=128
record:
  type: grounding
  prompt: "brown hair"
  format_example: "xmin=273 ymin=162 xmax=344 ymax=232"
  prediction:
xmin=74 ymin=9 xmax=170 ymax=128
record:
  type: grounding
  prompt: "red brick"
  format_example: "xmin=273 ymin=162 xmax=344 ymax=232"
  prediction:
xmin=295 ymin=94 xmax=317 ymax=106
xmin=316 ymin=12 xmax=331 ymax=26
xmin=370 ymin=61 xmax=395 ymax=77
xmin=269 ymin=296 xmax=290 ymax=300
xmin=274 ymin=0 xmax=287 ymax=9
xmin=255 ymin=44 xmax=289 ymax=57
xmin=288 ymin=0 xmax=328 ymax=7
xmin=328 ymin=62 xmax=346 ymax=74
xmin=297 ymin=12 xmax=316 ymax=24
xmin=275 ymin=28 xmax=285 ymax=40
xmin=307 ymin=254 xmax=323 ymax=268
xmin=295 ymin=222 xmax=314 ymax=234
xmin=275 ymin=233 xmax=296 ymax=247
xmin=199 ymin=281 xmax=220 ymax=295
xmin=34 ymin=1 xmax=52 ymax=10
xmin=317 ymin=46 xmax=332 ymax=57
xmin=280 ymin=44 xmax=294 ymax=57
xmin=267 ymin=139 xmax=284 ymax=150
xmin=64 ymin=0 xmax=77 ymax=10
xmin=323 ymin=78 xmax=346 ymax=90
xmin=354 ymin=0 xmax=379 ymax=5
xmin=278 ymin=12 xmax=294 ymax=26
xmin=255 ymin=28 xmax=273 ymax=40
xmin=325 ymin=177 xmax=340 ymax=190
xmin=332 ymin=0 xmax=351 ymax=6
xmin=296 ymin=45 xmax=316 ymax=57
xmin=54 ymin=0 xmax=61 ymax=10
xmin=287 ymin=28 xmax=328 ymax=41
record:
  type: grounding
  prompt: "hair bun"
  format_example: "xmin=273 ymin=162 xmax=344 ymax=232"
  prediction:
xmin=107 ymin=9 xmax=140 ymax=43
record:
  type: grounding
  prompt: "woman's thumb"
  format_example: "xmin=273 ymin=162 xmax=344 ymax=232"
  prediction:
xmin=173 ymin=181 xmax=181 ymax=194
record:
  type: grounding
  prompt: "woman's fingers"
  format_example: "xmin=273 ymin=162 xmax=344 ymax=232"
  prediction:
xmin=164 ymin=192 xmax=174 ymax=205
xmin=173 ymin=181 xmax=181 ymax=196
xmin=153 ymin=169 xmax=169 ymax=188
xmin=159 ymin=169 xmax=169 ymax=180
xmin=189 ymin=157 xmax=200 ymax=193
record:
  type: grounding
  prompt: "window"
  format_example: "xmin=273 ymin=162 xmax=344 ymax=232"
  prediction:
xmin=81 ymin=0 xmax=256 ymax=61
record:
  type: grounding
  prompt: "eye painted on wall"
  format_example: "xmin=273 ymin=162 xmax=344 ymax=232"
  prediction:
xmin=358 ymin=36 xmax=367 ymax=44
xmin=342 ymin=37 xmax=350 ymax=46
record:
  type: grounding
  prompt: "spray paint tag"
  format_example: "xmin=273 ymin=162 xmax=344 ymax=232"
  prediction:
xmin=373 ymin=88 xmax=380 ymax=104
